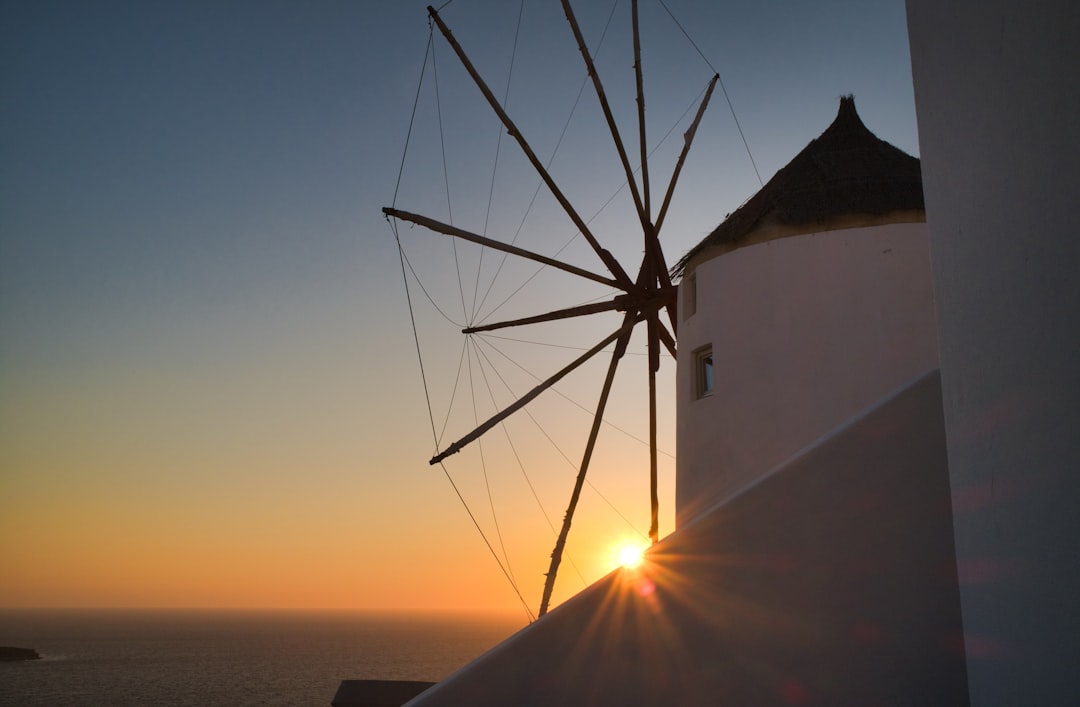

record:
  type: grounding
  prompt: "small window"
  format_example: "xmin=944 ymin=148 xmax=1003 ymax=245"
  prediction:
xmin=683 ymin=274 xmax=697 ymax=320
xmin=695 ymin=346 xmax=713 ymax=399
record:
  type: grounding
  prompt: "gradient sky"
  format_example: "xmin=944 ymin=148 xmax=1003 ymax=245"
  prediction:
xmin=0 ymin=0 xmax=918 ymax=616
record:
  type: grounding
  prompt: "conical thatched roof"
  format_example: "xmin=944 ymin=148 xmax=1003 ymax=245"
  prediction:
xmin=673 ymin=96 xmax=924 ymax=276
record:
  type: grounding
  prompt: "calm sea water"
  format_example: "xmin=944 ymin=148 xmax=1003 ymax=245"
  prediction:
xmin=0 ymin=609 xmax=523 ymax=706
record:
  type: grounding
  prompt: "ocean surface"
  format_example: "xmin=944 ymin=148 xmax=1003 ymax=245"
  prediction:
xmin=0 ymin=609 xmax=523 ymax=706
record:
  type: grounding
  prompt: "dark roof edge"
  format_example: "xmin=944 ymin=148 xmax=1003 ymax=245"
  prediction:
xmin=672 ymin=96 xmax=924 ymax=278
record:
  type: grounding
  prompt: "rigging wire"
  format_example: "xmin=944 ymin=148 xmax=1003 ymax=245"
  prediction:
xmin=389 ymin=22 xmax=535 ymax=622
xmin=439 ymin=458 xmax=536 ymax=622
xmin=435 ymin=336 xmax=470 ymax=449
xmin=395 ymin=240 xmax=463 ymax=328
xmin=431 ymin=33 xmax=470 ymax=324
xmin=471 ymin=336 xmax=589 ymax=587
xmin=466 ymin=336 xmax=522 ymax=594
xmin=389 ymin=27 xmax=440 ymax=448
xmin=387 ymin=23 xmax=461 ymax=329
xmin=391 ymin=30 xmax=433 ymax=207
xmin=473 ymin=0 xmax=528 ymax=323
xmin=655 ymin=0 xmax=763 ymax=186
xmin=394 ymin=223 xmax=536 ymax=622
xmin=474 ymin=333 xmax=675 ymax=460
xmin=472 ymin=0 xmax=622 ymax=322
xmin=433 ymin=3 xmax=528 ymax=605
xmin=478 ymin=332 xmax=648 ymax=357
xmin=471 ymin=337 xmax=651 ymax=542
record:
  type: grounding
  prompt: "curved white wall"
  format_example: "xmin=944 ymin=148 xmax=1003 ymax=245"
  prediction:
xmin=675 ymin=222 xmax=939 ymax=526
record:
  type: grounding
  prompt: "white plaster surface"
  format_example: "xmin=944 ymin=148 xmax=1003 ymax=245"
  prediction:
xmin=906 ymin=1 xmax=1080 ymax=703
xmin=675 ymin=223 xmax=939 ymax=526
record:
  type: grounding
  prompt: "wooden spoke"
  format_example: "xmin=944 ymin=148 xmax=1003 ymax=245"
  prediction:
xmin=384 ymin=207 xmax=621 ymax=290
xmin=430 ymin=315 xmax=642 ymax=465
xmin=427 ymin=6 xmax=635 ymax=291
xmin=649 ymin=239 xmax=677 ymax=337
xmin=632 ymin=0 xmax=650 ymax=219
xmin=539 ymin=316 xmax=633 ymax=616
xmin=462 ymin=297 xmax=632 ymax=334
xmin=654 ymin=73 xmax=719 ymax=237
xmin=559 ymin=0 xmax=650 ymax=233
xmin=657 ymin=318 xmax=678 ymax=359
xmin=647 ymin=316 xmax=659 ymax=544
xmin=646 ymin=222 xmax=672 ymax=288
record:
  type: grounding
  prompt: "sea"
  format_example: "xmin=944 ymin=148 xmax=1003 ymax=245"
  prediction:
xmin=0 ymin=609 xmax=523 ymax=706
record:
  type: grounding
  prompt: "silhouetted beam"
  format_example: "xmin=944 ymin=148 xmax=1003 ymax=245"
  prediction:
xmin=632 ymin=0 xmax=651 ymax=219
xmin=560 ymin=0 xmax=649 ymax=234
xmin=632 ymin=245 xmax=677 ymax=341
xmin=430 ymin=315 xmax=642 ymax=465
xmin=654 ymin=73 xmax=718 ymax=238
xmin=463 ymin=297 xmax=630 ymax=334
xmin=646 ymin=222 xmax=672 ymax=289
xmin=539 ymin=315 xmax=633 ymax=616
xmin=647 ymin=230 xmax=676 ymax=338
xmin=427 ymin=5 xmax=635 ymax=292
xmin=630 ymin=0 xmax=665 ymax=310
xmin=384 ymin=207 xmax=619 ymax=290
xmin=657 ymin=319 xmax=677 ymax=359
xmin=652 ymin=75 xmax=717 ymax=336
xmin=647 ymin=316 xmax=659 ymax=544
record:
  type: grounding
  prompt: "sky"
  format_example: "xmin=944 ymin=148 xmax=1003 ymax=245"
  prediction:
xmin=0 ymin=0 xmax=918 ymax=617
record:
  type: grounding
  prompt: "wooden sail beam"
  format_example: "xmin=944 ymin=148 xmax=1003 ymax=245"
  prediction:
xmin=539 ymin=317 xmax=633 ymax=616
xmin=654 ymin=73 xmax=719 ymax=238
xmin=650 ymin=74 xmax=718 ymax=336
xmin=632 ymin=0 xmax=651 ymax=219
xmin=638 ymin=220 xmax=677 ymax=337
xmin=631 ymin=243 xmax=677 ymax=340
xmin=631 ymin=0 xmax=667 ymax=320
xmin=646 ymin=222 xmax=672 ymax=290
xmin=426 ymin=6 xmax=635 ymax=292
xmin=559 ymin=0 xmax=651 ymax=235
xmin=657 ymin=318 xmax=677 ymax=359
xmin=430 ymin=315 xmax=642 ymax=465
xmin=647 ymin=315 xmax=660 ymax=544
xmin=383 ymin=207 xmax=620 ymax=290
xmin=462 ymin=297 xmax=634 ymax=334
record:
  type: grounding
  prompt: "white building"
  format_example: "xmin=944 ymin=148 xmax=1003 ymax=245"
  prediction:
xmin=674 ymin=96 xmax=940 ymax=526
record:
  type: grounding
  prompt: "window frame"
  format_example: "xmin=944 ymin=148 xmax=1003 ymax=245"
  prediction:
xmin=694 ymin=345 xmax=714 ymax=399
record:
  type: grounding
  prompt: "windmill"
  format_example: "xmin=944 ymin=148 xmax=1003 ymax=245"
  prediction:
xmin=384 ymin=0 xmax=720 ymax=617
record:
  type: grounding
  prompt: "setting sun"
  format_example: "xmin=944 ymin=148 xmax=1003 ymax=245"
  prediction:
xmin=613 ymin=541 xmax=648 ymax=570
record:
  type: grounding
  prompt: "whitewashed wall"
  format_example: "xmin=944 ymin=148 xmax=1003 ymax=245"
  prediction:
xmin=675 ymin=222 xmax=939 ymax=526
xmin=906 ymin=1 xmax=1080 ymax=703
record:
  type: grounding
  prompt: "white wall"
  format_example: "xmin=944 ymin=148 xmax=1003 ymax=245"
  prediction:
xmin=676 ymin=223 xmax=939 ymax=526
xmin=906 ymin=1 xmax=1080 ymax=703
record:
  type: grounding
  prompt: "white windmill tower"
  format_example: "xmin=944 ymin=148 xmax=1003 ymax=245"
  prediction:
xmin=673 ymin=95 xmax=940 ymax=525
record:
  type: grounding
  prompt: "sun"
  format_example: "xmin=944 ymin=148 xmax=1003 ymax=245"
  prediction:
xmin=613 ymin=541 xmax=648 ymax=570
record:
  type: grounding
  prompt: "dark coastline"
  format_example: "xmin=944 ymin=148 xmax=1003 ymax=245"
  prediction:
xmin=0 ymin=646 xmax=41 ymax=661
